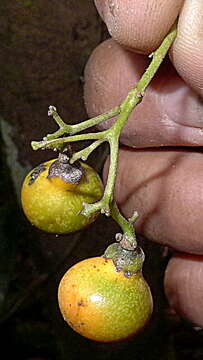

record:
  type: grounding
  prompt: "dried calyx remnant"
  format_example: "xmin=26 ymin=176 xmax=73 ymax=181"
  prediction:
xmin=28 ymin=153 xmax=84 ymax=186
xmin=47 ymin=153 xmax=84 ymax=184
xmin=103 ymin=242 xmax=145 ymax=277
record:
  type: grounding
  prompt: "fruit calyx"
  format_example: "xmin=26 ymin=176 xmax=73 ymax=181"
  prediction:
xmin=103 ymin=241 xmax=145 ymax=277
xmin=47 ymin=153 xmax=84 ymax=185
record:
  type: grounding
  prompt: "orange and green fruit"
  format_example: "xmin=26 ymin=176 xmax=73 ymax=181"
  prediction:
xmin=58 ymin=256 xmax=153 ymax=342
xmin=21 ymin=159 xmax=103 ymax=234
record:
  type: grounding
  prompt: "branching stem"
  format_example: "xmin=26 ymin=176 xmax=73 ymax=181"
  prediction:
xmin=45 ymin=105 xmax=120 ymax=141
xmin=31 ymin=21 xmax=177 ymax=246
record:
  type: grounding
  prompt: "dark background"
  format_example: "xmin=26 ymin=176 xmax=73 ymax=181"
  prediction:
xmin=0 ymin=1 xmax=203 ymax=359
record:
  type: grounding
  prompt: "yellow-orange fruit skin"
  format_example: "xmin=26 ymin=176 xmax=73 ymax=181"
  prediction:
xmin=21 ymin=160 xmax=103 ymax=234
xmin=58 ymin=257 xmax=153 ymax=342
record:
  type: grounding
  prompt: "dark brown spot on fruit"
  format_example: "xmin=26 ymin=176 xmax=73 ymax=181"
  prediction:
xmin=29 ymin=163 xmax=46 ymax=185
xmin=77 ymin=300 xmax=85 ymax=306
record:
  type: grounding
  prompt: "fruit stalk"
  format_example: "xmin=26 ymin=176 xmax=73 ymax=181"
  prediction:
xmin=111 ymin=201 xmax=138 ymax=249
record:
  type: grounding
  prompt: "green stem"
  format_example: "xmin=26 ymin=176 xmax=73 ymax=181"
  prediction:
xmin=104 ymin=135 xmax=119 ymax=205
xmin=69 ymin=106 xmax=120 ymax=135
xmin=81 ymin=21 xmax=177 ymax=219
xmin=112 ymin=20 xmax=177 ymax=135
xmin=31 ymin=130 xmax=108 ymax=151
xmin=70 ymin=139 xmax=106 ymax=163
xmin=44 ymin=106 xmax=120 ymax=141
xmin=111 ymin=202 xmax=136 ymax=239
xmin=31 ymin=22 xmax=177 ymax=234
xmin=81 ymin=134 xmax=119 ymax=217
xmin=136 ymin=21 xmax=177 ymax=94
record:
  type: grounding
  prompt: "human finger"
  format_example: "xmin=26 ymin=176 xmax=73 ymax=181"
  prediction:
xmin=94 ymin=0 xmax=183 ymax=53
xmin=170 ymin=0 xmax=203 ymax=97
xmin=104 ymin=147 xmax=203 ymax=254
xmin=164 ymin=253 xmax=203 ymax=327
xmin=84 ymin=39 xmax=203 ymax=147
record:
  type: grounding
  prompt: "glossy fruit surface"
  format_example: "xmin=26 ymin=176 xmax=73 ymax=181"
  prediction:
xmin=58 ymin=257 xmax=153 ymax=342
xmin=21 ymin=159 xmax=103 ymax=234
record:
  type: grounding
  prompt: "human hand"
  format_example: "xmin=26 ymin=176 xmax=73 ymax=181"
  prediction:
xmin=84 ymin=0 xmax=203 ymax=327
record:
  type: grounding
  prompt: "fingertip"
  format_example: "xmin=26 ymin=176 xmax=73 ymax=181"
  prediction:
xmin=170 ymin=0 xmax=203 ymax=97
xmin=94 ymin=0 xmax=182 ymax=53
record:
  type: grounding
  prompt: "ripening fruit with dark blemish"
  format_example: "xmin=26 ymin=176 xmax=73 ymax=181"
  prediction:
xmin=21 ymin=156 xmax=103 ymax=234
xmin=58 ymin=256 xmax=153 ymax=342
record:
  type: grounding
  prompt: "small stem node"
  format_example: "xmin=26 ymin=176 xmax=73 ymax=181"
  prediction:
xmin=128 ymin=211 xmax=139 ymax=224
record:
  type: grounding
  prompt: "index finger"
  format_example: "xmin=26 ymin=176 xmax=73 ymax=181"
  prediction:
xmin=94 ymin=0 xmax=183 ymax=53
